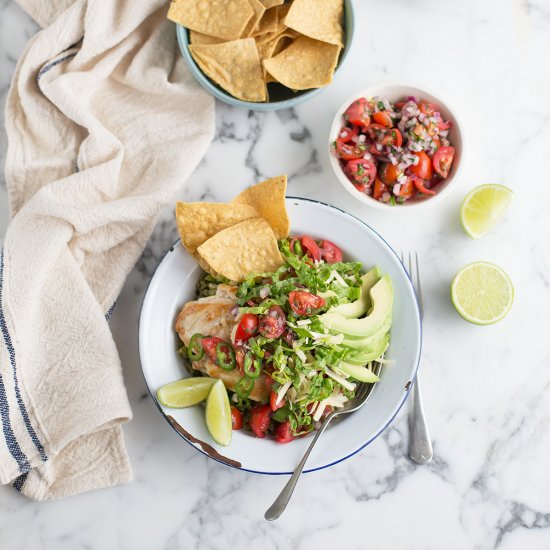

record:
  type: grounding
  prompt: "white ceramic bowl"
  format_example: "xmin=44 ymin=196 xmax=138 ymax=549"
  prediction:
xmin=139 ymin=198 xmax=422 ymax=474
xmin=328 ymin=82 xmax=465 ymax=212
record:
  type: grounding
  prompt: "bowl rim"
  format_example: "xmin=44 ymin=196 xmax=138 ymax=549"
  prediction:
xmin=138 ymin=196 xmax=422 ymax=475
xmin=328 ymin=80 xmax=466 ymax=212
xmin=175 ymin=0 xmax=355 ymax=111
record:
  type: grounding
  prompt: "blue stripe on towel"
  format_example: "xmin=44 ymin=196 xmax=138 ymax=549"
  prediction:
xmin=37 ymin=52 xmax=77 ymax=81
xmin=13 ymin=471 xmax=28 ymax=492
xmin=0 ymin=250 xmax=48 ymax=463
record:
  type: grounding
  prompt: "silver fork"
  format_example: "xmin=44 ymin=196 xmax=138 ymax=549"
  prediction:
xmin=401 ymin=251 xmax=433 ymax=465
xmin=265 ymin=366 xmax=381 ymax=521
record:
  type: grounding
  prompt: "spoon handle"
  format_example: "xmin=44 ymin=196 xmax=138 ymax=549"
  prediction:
xmin=264 ymin=413 xmax=335 ymax=521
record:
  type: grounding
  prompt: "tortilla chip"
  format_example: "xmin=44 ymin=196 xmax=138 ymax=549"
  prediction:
xmin=189 ymin=31 xmax=225 ymax=45
xmin=189 ymin=39 xmax=267 ymax=102
xmin=262 ymin=36 xmax=340 ymax=90
xmin=259 ymin=0 xmax=284 ymax=8
xmin=275 ymin=3 xmax=291 ymax=30
xmin=232 ymin=175 xmax=289 ymax=239
xmin=252 ymin=6 xmax=279 ymax=36
xmin=284 ymin=0 xmax=344 ymax=47
xmin=256 ymin=32 xmax=296 ymax=77
xmin=197 ymin=218 xmax=284 ymax=282
xmin=176 ymin=202 xmax=260 ymax=256
xmin=241 ymin=0 xmax=266 ymax=37
xmin=168 ymin=0 xmax=254 ymax=40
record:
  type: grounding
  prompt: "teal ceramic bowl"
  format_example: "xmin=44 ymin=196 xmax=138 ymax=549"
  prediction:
xmin=175 ymin=0 xmax=354 ymax=111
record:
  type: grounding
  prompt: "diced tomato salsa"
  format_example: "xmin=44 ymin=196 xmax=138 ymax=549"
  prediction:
xmin=333 ymin=96 xmax=456 ymax=204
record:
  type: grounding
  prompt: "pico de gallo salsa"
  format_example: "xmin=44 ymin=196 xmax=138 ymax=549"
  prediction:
xmin=184 ymin=235 xmax=385 ymax=443
xmin=333 ymin=96 xmax=456 ymax=204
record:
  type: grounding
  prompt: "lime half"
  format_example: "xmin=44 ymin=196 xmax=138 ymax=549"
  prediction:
xmin=157 ymin=377 xmax=215 ymax=408
xmin=205 ymin=379 xmax=232 ymax=446
xmin=460 ymin=184 xmax=514 ymax=239
xmin=451 ymin=262 xmax=514 ymax=325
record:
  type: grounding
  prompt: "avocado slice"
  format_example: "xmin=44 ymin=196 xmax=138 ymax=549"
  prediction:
xmin=343 ymin=334 xmax=389 ymax=366
xmin=338 ymin=362 xmax=380 ymax=383
xmin=341 ymin=314 xmax=392 ymax=348
xmin=319 ymin=275 xmax=394 ymax=338
xmin=329 ymin=267 xmax=381 ymax=319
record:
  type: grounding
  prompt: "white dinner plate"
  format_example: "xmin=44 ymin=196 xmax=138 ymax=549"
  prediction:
xmin=139 ymin=197 xmax=422 ymax=474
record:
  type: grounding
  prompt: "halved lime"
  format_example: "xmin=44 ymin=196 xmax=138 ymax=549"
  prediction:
xmin=460 ymin=184 xmax=514 ymax=239
xmin=451 ymin=262 xmax=514 ymax=325
xmin=205 ymin=379 xmax=232 ymax=446
xmin=157 ymin=377 xmax=215 ymax=408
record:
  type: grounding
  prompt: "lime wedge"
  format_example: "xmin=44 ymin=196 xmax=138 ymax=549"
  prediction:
xmin=451 ymin=262 xmax=514 ymax=325
xmin=157 ymin=377 xmax=215 ymax=408
xmin=205 ymin=379 xmax=232 ymax=446
xmin=460 ymin=184 xmax=513 ymax=239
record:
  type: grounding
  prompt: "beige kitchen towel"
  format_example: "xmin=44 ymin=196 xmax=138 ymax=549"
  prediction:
xmin=0 ymin=0 xmax=214 ymax=499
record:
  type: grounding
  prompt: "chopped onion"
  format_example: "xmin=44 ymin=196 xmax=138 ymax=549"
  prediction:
xmin=393 ymin=184 xmax=402 ymax=195
xmin=351 ymin=135 xmax=360 ymax=143
xmin=230 ymin=305 xmax=239 ymax=317
xmin=259 ymin=287 xmax=270 ymax=299
xmin=340 ymin=131 xmax=348 ymax=139
xmin=358 ymin=134 xmax=366 ymax=143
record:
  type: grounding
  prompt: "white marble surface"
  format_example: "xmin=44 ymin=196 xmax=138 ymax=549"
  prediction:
xmin=1 ymin=0 xmax=550 ymax=548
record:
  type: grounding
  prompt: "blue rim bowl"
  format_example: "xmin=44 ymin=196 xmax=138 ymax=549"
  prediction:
xmin=175 ymin=0 xmax=355 ymax=111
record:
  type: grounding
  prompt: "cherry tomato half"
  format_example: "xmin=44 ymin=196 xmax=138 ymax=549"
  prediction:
xmin=399 ymin=178 xmax=416 ymax=199
xmin=288 ymin=291 xmax=326 ymax=316
xmin=270 ymin=390 xmax=285 ymax=412
xmin=411 ymin=175 xmax=436 ymax=196
xmin=433 ymin=146 xmax=455 ymax=179
xmin=274 ymin=420 xmax=295 ymax=444
xmin=249 ymin=404 xmax=272 ymax=438
xmin=372 ymin=110 xmax=393 ymax=128
xmin=301 ymin=235 xmax=322 ymax=261
xmin=234 ymin=313 xmax=258 ymax=342
xmin=258 ymin=305 xmax=286 ymax=339
xmin=336 ymin=139 xmax=365 ymax=161
xmin=383 ymin=128 xmax=403 ymax=147
xmin=230 ymin=406 xmax=242 ymax=430
xmin=410 ymin=151 xmax=433 ymax=180
xmin=379 ymin=162 xmax=399 ymax=184
xmin=343 ymin=97 xmax=370 ymax=128
xmin=345 ymin=159 xmax=377 ymax=187
xmin=201 ymin=336 xmax=224 ymax=363
xmin=419 ymin=102 xmax=439 ymax=116
xmin=319 ymin=240 xmax=343 ymax=264
xmin=337 ymin=125 xmax=359 ymax=143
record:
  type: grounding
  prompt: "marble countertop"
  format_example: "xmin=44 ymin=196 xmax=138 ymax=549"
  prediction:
xmin=2 ymin=0 xmax=550 ymax=548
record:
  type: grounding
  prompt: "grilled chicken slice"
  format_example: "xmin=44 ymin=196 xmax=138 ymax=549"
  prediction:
xmin=175 ymin=285 xmax=269 ymax=402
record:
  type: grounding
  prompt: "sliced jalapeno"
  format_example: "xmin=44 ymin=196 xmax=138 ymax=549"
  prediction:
xmin=188 ymin=333 xmax=204 ymax=361
xmin=235 ymin=376 xmax=254 ymax=398
xmin=216 ymin=342 xmax=236 ymax=371
xmin=243 ymin=351 xmax=262 ymax=379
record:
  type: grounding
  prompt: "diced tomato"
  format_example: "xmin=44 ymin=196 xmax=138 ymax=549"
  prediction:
xmin=319 ymin=240 xmax=343 ymax=264
xmin=234 ymin=313 xmax=258 ymax=342
xmin=343 ymin=97 xmax=370 ymax=128
xmin=301 ymin=235 xmax=322 ymax=261
xmin=201 ymin=336 xmax=224 ymax=363
xmin=399 ymin=178 xmax=416 ymax=199
xmin=373 ymin=178 xmax=387 ymax=200
xmin=230 ymin=407 xmax=242 ymax=430
xmin=437 ymin=119 xmax=452 ymax=131
xmin=258 ymin=305 xmax=286 ymax=339
xmin=249 ymin=404 xmax=272 ymax=438
xmin=336 ymin=139 xmax=365 ymax=161
xmin=337 ymin=125 xmax=359 ymax=143
xmin=274 ymin=420 xmax=295 ymax=444
xmin=379 ymin=162 xmax=399 ymax=184
xmin=288 ymin=290 xmax=326 ymax=316
xmin=411 ymin=175 xmax=436 ymax=196
xmin=372 ymin=110 xmax=392 ymax=128
xmin=345 ymin=159 xmax=377 ymax=187
xmin=383 ymin=128 xmax=403 ymax=147
xmin=270 ymin=390 xmax=285 ymax=412
xmin=433 ymin=146 xmax=455 ymax=179
xmin=419 ymin=102 xmax=439 ymax=116
xmin=410 ymin=151 xmax=433 ymax=180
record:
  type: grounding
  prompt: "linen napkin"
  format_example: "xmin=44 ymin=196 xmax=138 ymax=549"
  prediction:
xmin=0 ymin=0 xmax=214 ymax=499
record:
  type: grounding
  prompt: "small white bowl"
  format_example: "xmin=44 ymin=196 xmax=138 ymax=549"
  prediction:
xmin=328 ymin=82 xmax=465 ymax=211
